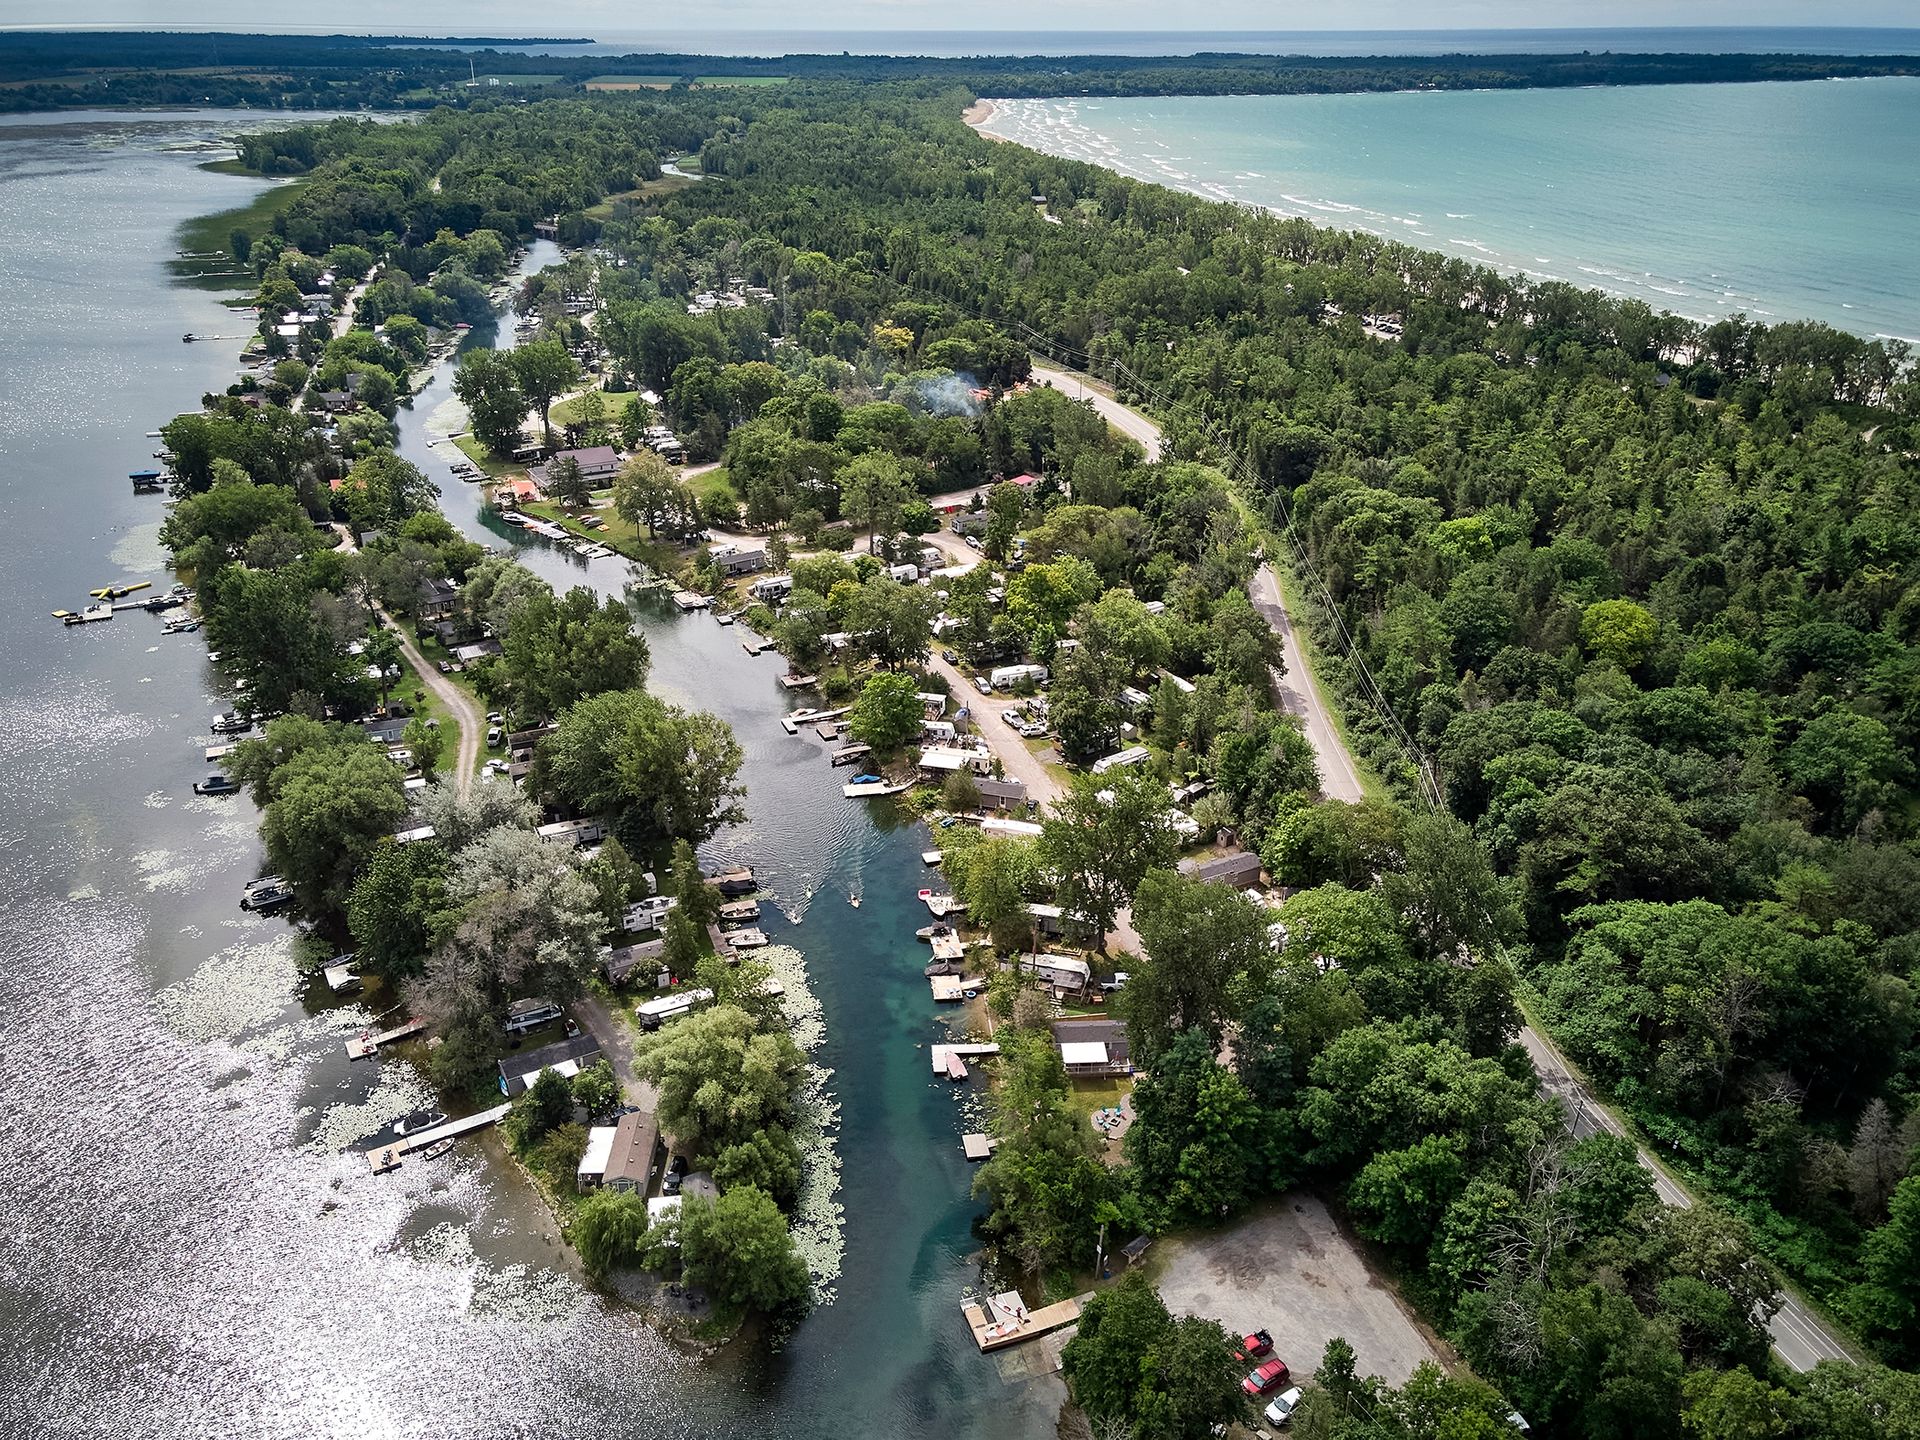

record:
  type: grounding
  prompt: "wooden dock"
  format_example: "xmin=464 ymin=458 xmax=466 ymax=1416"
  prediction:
xmin=780 ymin=672 xmax=818 ymax=689
xmin=815 ymin=722 xmax=846 ymax=741
xmin=367 ymin=1102 xmax=511 ymax=1174
xmin=780 ymin=704 xmax=848 ymax=734
xmin=962 ymin=1292 xmax=1089 ymax=1352
xmin=831 ymin=743 xmax=872 ymax=766
xmin=346 ymin=1016 xmax=425 ymax=1059
xmin=741 ymin=636 xmax=771 ymax=655
xmin=930 ymin=974 xmax=982 ymax=1003
xmin=671 ymin=590 xmax=710 ymax=611
xmin=932 ymin=1042 xmax=999 ymax=1082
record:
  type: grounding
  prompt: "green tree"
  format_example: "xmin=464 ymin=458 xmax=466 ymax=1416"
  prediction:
xmin=572 ymin=1188 xmax=651 ymax=1281
xmin=500 ymin=586 xmax=651 ymax=717
xmin=679 ymin=1185 xmax=809 ymax=1314
xmin=632 ymin=1004 xmax=805 ymax=1164
xmin=346 ymin=838 xmax=448 ymax=981
xmin=545 ymin=454 xmax=590 ymax=506
xmin=837 ymin=451 xmax=915 ymax=553
xmin=1061 ymin=1272 xmax=1243 ymax=1440
xmin=537 ymin=689 xmax=747 ymax=844
xmin=1852 ymin=1174 xmax=1920 ymax=1361
xmin=512 ymin=339 xmax=581 ymax=449
xmin=1580 ymin=598 xmax=1659 ymax=669
xmin=1037 ymin=771 xmax=1177 ymax=945
xmin=848 ymin=671 xmax=924 ymax=752
xmin=1125 ymin=1027 xmax=1275 ymax=1224
xmin=1124 ymin=867 xmax=1274 ymax=1060
xmin=571 ymin=1059 xmax=620 ymax=1119
xmin=402 ymin=715 xmax=443 ymax=780
xmin=508 ymin=1067 xmax=575 ymax=1149
xmin=846 ymin=575 xmax=934 ymax=668
xmin=259 ymin=740 xmax=410 ymax=916
xmin=452 ymin=349 xmax=528 ymax=456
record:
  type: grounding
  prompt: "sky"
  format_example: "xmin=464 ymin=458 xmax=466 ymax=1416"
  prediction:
xmin=2 ymin=1 xmax=1915 ymax=34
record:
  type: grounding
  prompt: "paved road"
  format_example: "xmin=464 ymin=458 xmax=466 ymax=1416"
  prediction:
xmin=1251 ymin=563 xmax=1365 ymax=804
xmin=1030 ymin=363 xmax=1164 ymax=457
xmin=1028 ymin=360 xmax=1856 ymax=1374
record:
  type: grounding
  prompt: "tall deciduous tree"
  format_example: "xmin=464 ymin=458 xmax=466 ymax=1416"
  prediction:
xmin=1037 ymin=771 xmax=1177 ymax=945
xmin=512 ymin=338 xmax=581 ymax=449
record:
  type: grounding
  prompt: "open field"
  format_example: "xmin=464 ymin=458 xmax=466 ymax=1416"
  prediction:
xmin=582 ymin=173 xmax=698 ymax=219
xmin=1146 ymin=1193 xmax=1439 ymax=1387
xmin=587 ymin=74 xmax=790 ymax=91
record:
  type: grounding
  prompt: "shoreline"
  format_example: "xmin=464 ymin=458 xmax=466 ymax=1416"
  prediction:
xmin=961 ymin=98 xmax=1005 ymax=140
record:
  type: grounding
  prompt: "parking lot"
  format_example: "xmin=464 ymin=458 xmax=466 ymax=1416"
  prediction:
xmin=1145 ymin=1193 xmax=1439 ymax=1387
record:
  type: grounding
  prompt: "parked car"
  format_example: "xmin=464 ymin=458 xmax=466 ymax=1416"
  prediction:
xmin=964 ymin=535 xmax=982 ymax=550
xmin=1236 ymin=1328 xmax=1273 ymax=1360
xmin=941 ymin=649 xmax=958 ymax=664
xmin=1263 ymin=1387 xmax=1305 ymax=1427
xmin=1242 ymin=1358 xmax=1291 ymax=1397
xmin=486 ymin=725 xmax=503 ymax=747
xmin=437 ymin=661 xmax=453 ymax=674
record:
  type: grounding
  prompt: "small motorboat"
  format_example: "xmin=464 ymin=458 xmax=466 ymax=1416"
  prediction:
xmin=240 ymin=879 xmax=294 ymax=912
xmin=395 ymin=1109 xmax=448 ymax=1138
xmin=193 ymin=773 xmax=241 ymax=796
xmin=851 ymin=773 xmax=882 ymax=786
xmin=727 ymin=928 xmax=769 ymax=949
xmin=849 ymin=890 xmax=861 ymax=909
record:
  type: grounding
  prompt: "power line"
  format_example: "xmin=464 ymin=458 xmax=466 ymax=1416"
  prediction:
xmin=996 ymin=316 xmax=1440 ymax=807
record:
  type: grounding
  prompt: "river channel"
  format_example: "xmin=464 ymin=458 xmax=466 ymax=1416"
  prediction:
xmin=0 ymin=109 xmax=1056 ymax=1439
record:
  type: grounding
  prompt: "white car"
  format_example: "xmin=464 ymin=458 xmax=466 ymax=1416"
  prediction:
xmin=964 ymin=535 xmax=982 ymax=550
xmin=1264 ymin=1387 xmax=1305 ymax=1427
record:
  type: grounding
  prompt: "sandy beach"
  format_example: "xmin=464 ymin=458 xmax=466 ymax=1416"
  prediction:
xmin=962 ymin=98 xmax=1004 ymax=138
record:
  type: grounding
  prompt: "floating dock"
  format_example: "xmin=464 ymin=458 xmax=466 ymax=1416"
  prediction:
xmin=844 ymin=779 xmax=912 ymax=798
xmin=367 ymin=1102 xmax=511 ymax=1174
xmin=962 ymin=1292 xmax=1089 ymax=1352
xmin=962 ymin=1133 xmax=996 ymax=1161
xmin=671 ymin=590 xmax=710 ymax=611
xmin=815 ymin=722 xmax=845 ymax=741
xmin=931 ymin=974 xmax=982 ymax=1003
xmin=779 ymin=672 xmax=818 ymax=689
xmin=931 ymin=1043 xmax=999 ymax=1078
xmin=831 ymin=744 xmax=872 ymax=767
xmin=346 ymin=1016 xmax=426 ymax=1059
xmin=741 ymin=636 xmax=771 ymax=656
xmin=922 ymin=850 xmax=943 ymax=865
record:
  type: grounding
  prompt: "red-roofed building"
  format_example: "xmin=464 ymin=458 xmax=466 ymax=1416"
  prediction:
xmin=1008 ymin=473 xmax=1041 ymax=487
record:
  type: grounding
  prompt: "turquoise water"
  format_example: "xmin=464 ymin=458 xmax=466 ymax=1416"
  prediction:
xmin=985 ymin=78 xmax=1920 ymax=342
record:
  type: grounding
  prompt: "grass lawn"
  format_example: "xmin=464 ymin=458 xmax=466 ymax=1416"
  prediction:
xmin=452 ymin=434 xmax=517 ymax=477
xmin=521 ymin=498 xmax=682 ymax=574
xmin=686 ymin=466 xmax=740 ymax=516
xmin=550 ymin=386 xmax=635 ymax=429
xmin=1068 ymin=1075 xmax=1132 ymax=1116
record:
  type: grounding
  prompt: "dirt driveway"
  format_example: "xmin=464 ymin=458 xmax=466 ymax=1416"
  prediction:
xmin=1146 ymin=1193 xmax=1438 ymax=1386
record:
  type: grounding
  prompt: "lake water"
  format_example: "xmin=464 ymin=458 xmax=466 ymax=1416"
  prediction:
xmin=447 ymin=27 xmax=1920 ymax=58
xmin=983 ymin=77 xmax=1920 ymax=342
xmin=0 ymin=111 xmax=1051 ymax=1438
